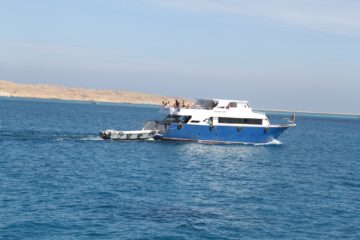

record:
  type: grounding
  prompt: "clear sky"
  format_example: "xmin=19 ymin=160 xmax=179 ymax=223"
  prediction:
xmin=1 ymin=0 xmax=359 ymax=113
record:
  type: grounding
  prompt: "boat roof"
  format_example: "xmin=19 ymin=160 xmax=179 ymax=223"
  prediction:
xmin=195 ymin=98 xmax=249 ymax=105
xmin=213 ymin=99 xmax=249 ymax=103
xmin=191 ymin=98 xmax=251 ymax=110
xmin=195 ymin=98 xmax=249 ymax=104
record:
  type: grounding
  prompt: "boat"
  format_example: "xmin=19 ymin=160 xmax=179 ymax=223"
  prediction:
xmin=99 ymin=99 xmax=296 ymax=144
xmin=99 ymin=129 xmax=158 ymax=140
xmin=153 ymin=99 xmax=295 ymax=144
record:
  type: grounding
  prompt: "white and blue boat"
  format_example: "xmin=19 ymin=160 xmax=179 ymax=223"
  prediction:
xmin=100 ymin=99 xmax=296 ymax=144
xmin=149 ymin=99 xmax=296 ymax=144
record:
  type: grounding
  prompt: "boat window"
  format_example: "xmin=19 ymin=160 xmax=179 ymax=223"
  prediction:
xmin=229 ymin=102 xmax=237 ymax=108
xmin=182 ymin=116 xmax=192 ymax=123
xmin=165 ymin=115 xmax=192 ymax=123
xmin=193 ymin=99 xmax=217 ymax=109
xmin=190 ymin=120 xmax=200 ymax=123
xmin=218 ymin=117 xmax=262 ymax=125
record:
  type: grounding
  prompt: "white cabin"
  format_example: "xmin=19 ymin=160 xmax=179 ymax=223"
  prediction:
xmin=166 ymin=99 xmax=270 ymax=127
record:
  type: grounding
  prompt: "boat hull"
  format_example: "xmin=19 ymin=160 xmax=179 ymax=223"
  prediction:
xmin=157 ymin=123 xmax=291 ymax=144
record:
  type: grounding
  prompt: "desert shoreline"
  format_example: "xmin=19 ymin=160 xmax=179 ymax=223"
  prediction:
xmin=1 ymin=80 xmax=359 ymax=117
xmin=0 ymin=80 xmax=186 ymax=106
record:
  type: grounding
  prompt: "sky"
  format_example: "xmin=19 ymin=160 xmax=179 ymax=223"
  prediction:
xmin=0 ymin=0 xmax=359 ymax=113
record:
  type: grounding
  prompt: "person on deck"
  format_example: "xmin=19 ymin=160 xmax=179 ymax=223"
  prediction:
xmin=181 ymin=100 xmax=186 ymax=108
xmin=175 ymin=100 xmax=180 ymax=108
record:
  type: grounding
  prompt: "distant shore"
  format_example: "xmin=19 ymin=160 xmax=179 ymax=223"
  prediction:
xmin=1 ymin=80 xmax=359 ymax=117
xmin=0 ymin=80 xmax=187 ymax=106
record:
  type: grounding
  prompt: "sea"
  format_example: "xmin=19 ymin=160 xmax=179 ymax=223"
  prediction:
xmin=1 ymin=97 xmax=359 ymax=240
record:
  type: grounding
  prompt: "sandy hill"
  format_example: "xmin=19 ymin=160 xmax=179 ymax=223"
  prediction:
xmin=0 ymin=80 xmax=187 ymax=105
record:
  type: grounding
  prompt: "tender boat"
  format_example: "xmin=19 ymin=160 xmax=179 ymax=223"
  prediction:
xmin=99 ymin=99 xmax=296 ymax=144
xmin=99 ymin=129 xmax=158 ymax=140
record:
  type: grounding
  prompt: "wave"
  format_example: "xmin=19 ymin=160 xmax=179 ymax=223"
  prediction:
xmin=78 ymin=136 xmax=103 ymax=141
xmin=55 ymin=136 xmax=103 ymax=141
xmin=0 ymin=129 xmax=103 ymax=142
xmin=253 ymin=139 xmax=283 ymax=146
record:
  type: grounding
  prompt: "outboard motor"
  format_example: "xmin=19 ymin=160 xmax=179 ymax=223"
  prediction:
xmin=99 ymin=130 xmax=111 ymax=140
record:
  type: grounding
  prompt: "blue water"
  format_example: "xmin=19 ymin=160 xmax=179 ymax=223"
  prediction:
xmin=1 ymin=98 xmax=359 ymax=239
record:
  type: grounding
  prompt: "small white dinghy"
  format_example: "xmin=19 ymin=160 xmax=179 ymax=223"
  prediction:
xmin=99 ymin=129 xmax=159 ymax=140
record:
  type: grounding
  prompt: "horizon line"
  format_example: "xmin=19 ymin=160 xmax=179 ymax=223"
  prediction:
xmin=255 ymin=108 xmax=360 ymax=117
xmin=1 ymin=96 xmax=359 ymax=117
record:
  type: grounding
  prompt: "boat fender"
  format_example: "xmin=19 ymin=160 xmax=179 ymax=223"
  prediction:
xmin=177 ymin=122 xmax=183 ymax=129
xmin=237 ymin=127 xmax=242 ymax=132
xmin=264 ymin=127 xmax=269 ymax=133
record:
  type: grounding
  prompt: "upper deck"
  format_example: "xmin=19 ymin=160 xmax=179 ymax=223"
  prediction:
xmin=164 ymin=98 xmax=269 ymax=126
xmin=191 ymin=99 xmax=251 ymax=111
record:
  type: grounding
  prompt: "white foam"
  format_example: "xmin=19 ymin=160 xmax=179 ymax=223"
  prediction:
xmin=79 ymin=136 xmax=103 ymax=141
xmin=55 ymin=136 xmax=103 ymax=141
xmin=253 ymin=139 xmax=283 ymax=146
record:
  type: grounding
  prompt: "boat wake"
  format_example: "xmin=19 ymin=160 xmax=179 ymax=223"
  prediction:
xmin=78 ymin=136 xmax=103 ymax=141
xmin=55 ymin=136 xmax=103 ymax=141
xmin=230 ymin=138 xmax=283 ymax=146
xmin=253 ymin=139 xmax=283 ymax=146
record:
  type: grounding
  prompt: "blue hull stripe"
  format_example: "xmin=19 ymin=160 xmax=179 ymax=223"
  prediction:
xmin=161 ymin=123 xmax=290 ymax=144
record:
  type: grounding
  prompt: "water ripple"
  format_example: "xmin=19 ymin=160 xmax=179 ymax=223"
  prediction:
xmin=1 ymin=99 xmax=359 ymax=239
